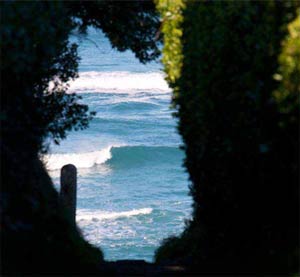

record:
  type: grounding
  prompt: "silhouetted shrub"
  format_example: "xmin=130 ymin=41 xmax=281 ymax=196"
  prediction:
xmin=155 ymin=1 xmax=299 ymax=274
xmin=0 ymin=1 xmax=160 ymax=274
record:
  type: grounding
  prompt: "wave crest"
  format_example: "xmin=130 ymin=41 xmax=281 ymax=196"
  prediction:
xmin=77 ymin=208 xmax=153 ymax=222
xmin=43 ymin=145 xmax=181 ymax=171
xmin=43 ymin=146 xmax=112 ymax=171
xmin=67 ymin=71 xmax=170 ymax=93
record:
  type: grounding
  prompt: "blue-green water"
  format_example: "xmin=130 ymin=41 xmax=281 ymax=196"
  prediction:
xmin=46 ymin=28 xmax=192 ymax=262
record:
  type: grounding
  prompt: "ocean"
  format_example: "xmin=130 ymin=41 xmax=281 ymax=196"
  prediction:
xmin=45 ymin=28 xmax=192 ymax=262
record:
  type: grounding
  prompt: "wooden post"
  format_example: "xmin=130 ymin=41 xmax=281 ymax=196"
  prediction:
xmin=60 ymin=164 xmax=77 ymax=225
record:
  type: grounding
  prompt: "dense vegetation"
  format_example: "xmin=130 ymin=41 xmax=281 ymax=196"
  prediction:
xmin=155 ymin=1 xmax=299 ymax=275
xmin=1 ymin=0 xmax=299 ymax=274
xmin=0 ymin=1 xmax=160 ymax=274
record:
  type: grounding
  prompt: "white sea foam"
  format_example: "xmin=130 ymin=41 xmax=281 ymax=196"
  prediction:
xmin=44 ymin=146 xmax=113 ymax=171
xmin=77 ymin=208 xmax=153 ymax=222
xmin=67 ymin=71 xmax=170 ymax=93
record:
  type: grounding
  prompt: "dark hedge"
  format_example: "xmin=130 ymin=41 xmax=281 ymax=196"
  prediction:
xmin=155 ymin=1 xmax=299 ymax=275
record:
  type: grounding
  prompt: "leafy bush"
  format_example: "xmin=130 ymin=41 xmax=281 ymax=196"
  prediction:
xmin=0 ymin=1 xmax=160 ymax=274
xmin=155 ymin=1 xmax=299 ymax=274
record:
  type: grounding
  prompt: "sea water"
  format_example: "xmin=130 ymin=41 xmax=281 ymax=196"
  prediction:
xmin=45 ymin=28 xmax=192 ymax=262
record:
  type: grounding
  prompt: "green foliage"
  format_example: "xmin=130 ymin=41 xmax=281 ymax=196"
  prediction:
xmin=155 ymin=0 xmax=184 ymax=90
xmin=156 ymin=1 xmax=299 ymax=274
xmin=273 ymin=13 xmax=300 ymax=123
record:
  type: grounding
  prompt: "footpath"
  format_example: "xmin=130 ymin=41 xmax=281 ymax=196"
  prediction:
xmin=102 ymin=260 xmax=188 ymax=276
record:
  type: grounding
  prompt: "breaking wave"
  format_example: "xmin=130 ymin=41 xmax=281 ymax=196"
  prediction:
xmin=77 ymin=208 xmax=153 ymax=222
xmin=43 ymin=145 xmax=181 ymax=171
xmin=44 ymin=146 xmax=113 ymax=171
xmin=67 ymin=71 xmax=170 ymax=93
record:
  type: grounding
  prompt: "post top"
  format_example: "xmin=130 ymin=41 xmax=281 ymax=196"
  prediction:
xmin=61 ymin=164 xmax=77 ymax=172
